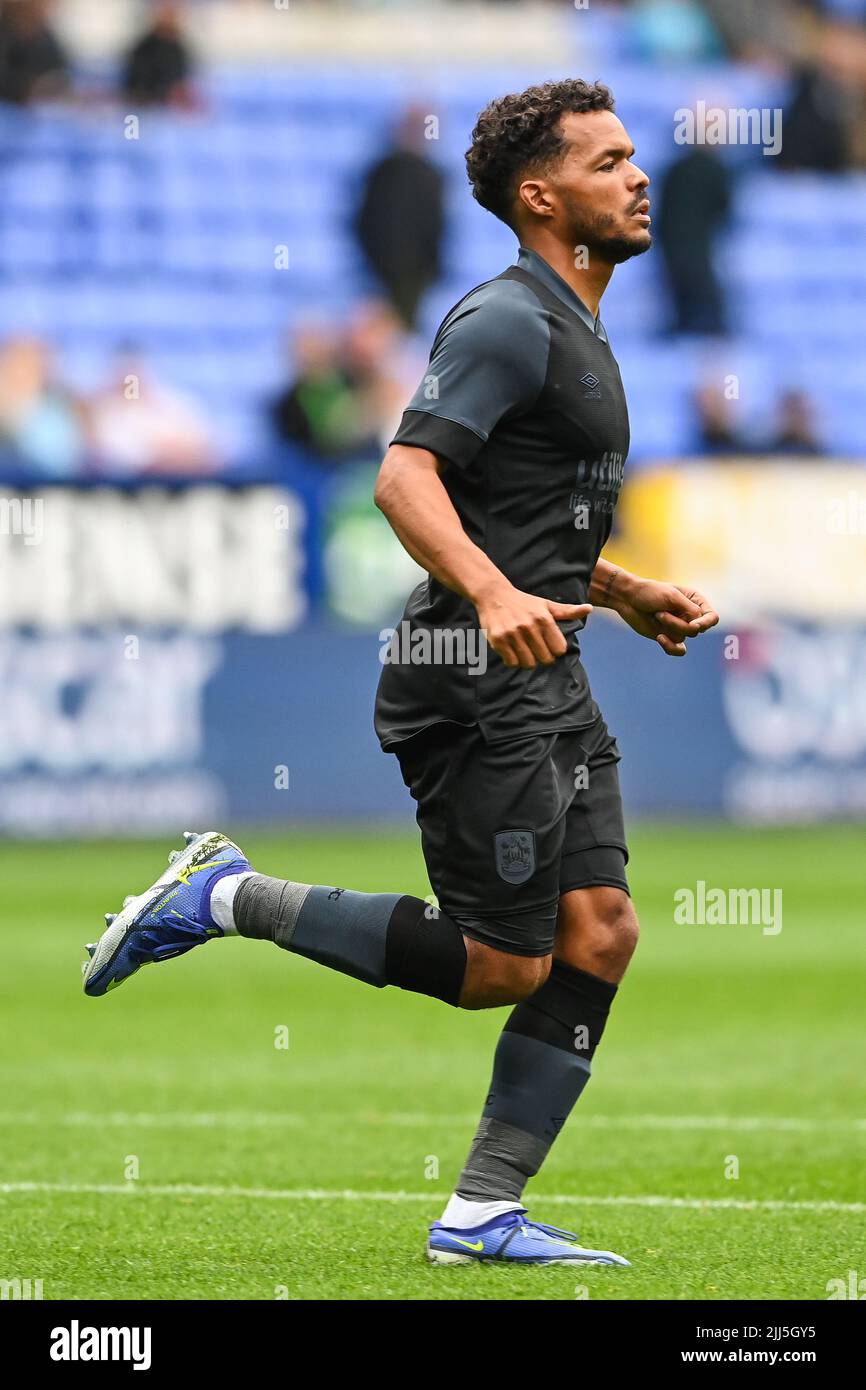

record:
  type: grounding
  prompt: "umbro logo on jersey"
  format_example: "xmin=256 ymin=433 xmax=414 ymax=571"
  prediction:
xmin=580 ymin=372 xmax=602 ymax=399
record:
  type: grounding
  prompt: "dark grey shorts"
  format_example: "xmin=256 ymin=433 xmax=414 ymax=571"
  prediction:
xmin=394 ymin=712 xmax=629 ymax=958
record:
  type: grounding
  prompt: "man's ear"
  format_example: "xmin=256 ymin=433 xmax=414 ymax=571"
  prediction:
xmin=517 ymin=179 xmax=555 ymax=221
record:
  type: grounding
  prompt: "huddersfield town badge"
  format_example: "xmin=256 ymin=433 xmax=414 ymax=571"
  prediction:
xmin=494 ymin=829 xmax=536 ymax=884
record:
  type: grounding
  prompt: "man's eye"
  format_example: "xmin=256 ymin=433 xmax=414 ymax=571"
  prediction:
xmin=600 ymin=161 xmax=616 ymax=171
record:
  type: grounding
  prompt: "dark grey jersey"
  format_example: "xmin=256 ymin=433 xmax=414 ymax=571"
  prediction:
xmin=374 ymin=246 xmax=630 ymax=751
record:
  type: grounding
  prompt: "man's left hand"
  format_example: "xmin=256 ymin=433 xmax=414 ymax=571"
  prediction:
xmin=613 ymin=578 xmax=720 ymax=657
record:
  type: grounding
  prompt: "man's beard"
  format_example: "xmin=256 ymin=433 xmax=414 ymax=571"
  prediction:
xmin=568 ymin=203 xmax=652 ymax=264
xmin=594 ymin=229 xmax=652 ymax=264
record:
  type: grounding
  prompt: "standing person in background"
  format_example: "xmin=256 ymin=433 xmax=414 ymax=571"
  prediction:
xmin=122 ymin=1 xmax=195 ymax=108
xmin=778 ymin=64 xmax=852 ymax=172
xmin=354 ymin=106 xmax=445 ymax=331
xmin=657 ymin=142 xmax=731 ymax=335
xmin=0 ymin=0 xmax=68 ymax=105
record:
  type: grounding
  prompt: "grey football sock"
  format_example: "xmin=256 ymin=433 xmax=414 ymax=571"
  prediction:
xmin=233 ymin=874 xmax=467 ymax=1002
xmin=233 ymin=874 xmax=313 ymax=944
xmin=456 ymin=1117 xmax=551 ymax=1203
xmin=455 ymin=960 xmax=617 ymax=1204
xmin=234 ymin=875 xmax=400 ymax=987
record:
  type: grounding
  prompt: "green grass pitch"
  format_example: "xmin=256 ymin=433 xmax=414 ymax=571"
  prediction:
xmin=1 ymin=824 xmax=864 ymax=1301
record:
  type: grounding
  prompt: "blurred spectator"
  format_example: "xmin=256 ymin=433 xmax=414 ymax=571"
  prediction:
xmin=692 ymin=383 xmax=822 ymax=457
xmin=122 ymin=2 xmax=195 ymax=108
xmin=342 ymin=299 xmax=412 ymax=446
xmin=818 ymin=15 xmax=866 ymax=166
xmin=700 ymin=0 xmax=798 ymax=61
xmin=0 ymin=0 xmax=68 ymax=106
xmin=630 ymin=0 xmax=724 ymax=62
xmin=693 ymin=382 xmax=744 ymax=455
xmin=354 ymin=106 xmax=445 ymax=330
xmin=766 ymin=390 xmax=821 ymax=455
xmin=657 ymin=144 xmax=732 ymax=335
xmin=778 ymin=64 xmax=853 ymax=171
xmin=818 ymin=1 xmax=866 ymax=18
xmin=273 ymin=302 xmax=410 ymax=464
xmin=0 ymin=337 xmax=84 ymax=477
xmin=86 ymin=351 xmax=214 ymax=476
xmin=272 ymin=321 xmax=363 ymax=462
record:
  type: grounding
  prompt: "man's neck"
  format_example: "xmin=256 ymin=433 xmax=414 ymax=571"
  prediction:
xmin=519 ymin=233 xmax=614 ymax=319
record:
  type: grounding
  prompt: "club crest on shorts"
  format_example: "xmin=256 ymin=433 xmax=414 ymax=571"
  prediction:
xmin=494 ymin=829 xmax=536 ymax=884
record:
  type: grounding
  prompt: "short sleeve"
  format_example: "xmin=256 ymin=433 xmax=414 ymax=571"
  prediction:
xmin=390 ymin=277 xmax=550 ymax=469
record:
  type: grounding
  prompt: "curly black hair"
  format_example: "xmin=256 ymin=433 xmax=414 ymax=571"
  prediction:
xmin=465 ymin=79 xmax=615 ymax=229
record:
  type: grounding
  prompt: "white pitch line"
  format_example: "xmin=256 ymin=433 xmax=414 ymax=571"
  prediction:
xmin=0 ymin=1182 xmax=863 ymax=1214
xmin=0 ymin=1111 xmax=863 ymax=1133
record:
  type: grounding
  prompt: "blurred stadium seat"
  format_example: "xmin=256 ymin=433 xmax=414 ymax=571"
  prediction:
xmin=0 ymin=53 xmax=863 ymax=462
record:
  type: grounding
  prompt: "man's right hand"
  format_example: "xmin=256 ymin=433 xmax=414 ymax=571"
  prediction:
xmin=474 ymin=583 xmax=593 ymax=669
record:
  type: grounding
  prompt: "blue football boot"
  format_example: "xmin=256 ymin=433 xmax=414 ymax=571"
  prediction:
xmin=82 ymin=830 xmax=252 ymax=997
xmin=427 ymin=1209 xmax=630 ymax=1266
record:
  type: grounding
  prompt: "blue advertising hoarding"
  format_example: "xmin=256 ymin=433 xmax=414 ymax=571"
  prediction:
xmin=1 ymin=477 xmax=864 ymax=834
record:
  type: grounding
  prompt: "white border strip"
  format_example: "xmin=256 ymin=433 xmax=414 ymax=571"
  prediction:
xmin=0 ymin=1112 xmax=863 ymax=1133
xmin=0 ymin=1182 xmax=863 ymax=1214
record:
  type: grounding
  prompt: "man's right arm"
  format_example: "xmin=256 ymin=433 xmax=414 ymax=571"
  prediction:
xmin=374 ymin=444 xmax=591 ymax=669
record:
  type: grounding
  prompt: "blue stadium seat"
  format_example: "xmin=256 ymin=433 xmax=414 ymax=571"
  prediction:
xmin=0 ymin=63 xmax=861 ymax=466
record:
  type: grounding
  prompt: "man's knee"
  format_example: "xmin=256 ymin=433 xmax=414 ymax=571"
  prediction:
xmin=556 ymin=886 xmax=639 ymax=980
xmin=602 ymin=890 xmax=640 ymax=956
xmin=589 ymin=889 xmax=640 ymax=971
xmin=459 ymin=939 xmax=551 ymax=1010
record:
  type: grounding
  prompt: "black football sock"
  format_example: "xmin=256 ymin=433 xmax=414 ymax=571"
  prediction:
xmin=454 ymin=960 xmax=618 ymax=1204
xmin=233 ymin=874 xmax=467 ymax=1006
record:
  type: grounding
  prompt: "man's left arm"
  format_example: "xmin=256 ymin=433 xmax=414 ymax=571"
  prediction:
xmin=589 ymin=557 xmax=719 ymax=657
